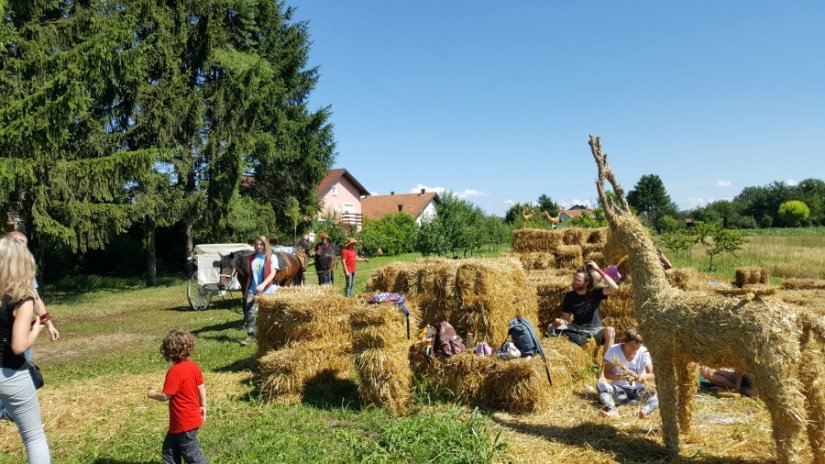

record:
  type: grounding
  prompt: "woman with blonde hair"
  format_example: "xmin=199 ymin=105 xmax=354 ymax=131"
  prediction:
xmin=240 ymin=236 xmax=280 ymax=346
xmin=0 ymin=236 xmax=51 ymax=463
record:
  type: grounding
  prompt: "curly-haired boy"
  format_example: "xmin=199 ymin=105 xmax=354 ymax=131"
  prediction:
xmin=148 ymin=329 xmax=209 ymax=463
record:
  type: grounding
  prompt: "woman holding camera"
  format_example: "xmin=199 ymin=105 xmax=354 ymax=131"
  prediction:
xmin=0 ymin=235 xmax=51 ymax=463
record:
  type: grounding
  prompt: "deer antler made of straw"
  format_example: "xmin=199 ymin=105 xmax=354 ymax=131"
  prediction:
xmin=588 ymin=135 xmax=631 ymax=221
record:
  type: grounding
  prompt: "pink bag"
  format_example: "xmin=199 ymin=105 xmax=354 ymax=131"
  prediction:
xmin=474 ymin=342 xmax=493 ymax=356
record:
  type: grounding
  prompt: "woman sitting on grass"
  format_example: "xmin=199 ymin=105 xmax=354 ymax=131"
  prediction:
xmin=0 ymin=236 xmax=51 ymax=463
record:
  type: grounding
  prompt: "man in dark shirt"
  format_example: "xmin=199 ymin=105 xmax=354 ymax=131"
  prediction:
xmin=552 ymin=261 xmax=618 ymax=347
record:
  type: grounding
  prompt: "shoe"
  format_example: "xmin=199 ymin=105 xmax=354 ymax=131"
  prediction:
xmin=599 ymin=409 xmax=619 ymax=418
xmin=240 ymin=336 xmax=255 ymax=346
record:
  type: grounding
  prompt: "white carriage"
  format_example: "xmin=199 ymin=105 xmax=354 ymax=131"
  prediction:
xmin=186 ymin=243 xmax=254 ymax=310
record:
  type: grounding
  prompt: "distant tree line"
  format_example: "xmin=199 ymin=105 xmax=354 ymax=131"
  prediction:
xmin=623 ymin=175 xmax=825 ymax=231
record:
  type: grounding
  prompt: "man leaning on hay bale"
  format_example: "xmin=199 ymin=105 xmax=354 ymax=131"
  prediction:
xmin=550 ymin=261 xmax=618 ymax=349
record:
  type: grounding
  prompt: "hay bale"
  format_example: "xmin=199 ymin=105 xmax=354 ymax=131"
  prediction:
xmin=535 ymin=275 xmax=571 ymax=334
xmin=581 ymin=244 xmax=603 ymax=262
xmin=506 ymin=252 xmax=557 ymax=271
xmin=586 ymin=228 xmax=608 ymax=245
xmin=258 ymin=341 xmax=352 ymax=403
xmin=666 ymin=267 xmax=704 ymax=291
xmin=735 ymin=266 xmax=770 ymax=288
xmin=416 ymin=337 xmax=593 ymax=414
xmin=600 ymin=284 xmax=637 ymax=333
xmin=368 ymin=257 xmax=536 ymax=347
xmin=365 ymin=262 xmax=417 ymax=294
xmin=555 ymin=245 xmax=583 ymax=270
xmin=562 ymin=228 xmax=588 ymax=247
xmin=351 ymin=304 xmax=413 ymax=415
xmin=782 ymin=279 xmax=825 ymax=290
xmin=511 ymin=228 xmax=563 ymax=253
xmin=454 ymin=258 xmax=538 ymax=346
xmin=255 ymin=286 xmax=357 ymax=356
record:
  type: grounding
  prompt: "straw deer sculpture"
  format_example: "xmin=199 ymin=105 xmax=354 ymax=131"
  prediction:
xmin=521 ymin=207 xmax=535 ymax=222
xmin=589 ymin=135 xmax=825 ymax=464
xmin=542 ymin=209 xmax=561 ymax=228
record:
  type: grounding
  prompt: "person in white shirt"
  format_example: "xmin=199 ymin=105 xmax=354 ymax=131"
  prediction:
xmin=597 ymin=327 xmax=658 ymax=418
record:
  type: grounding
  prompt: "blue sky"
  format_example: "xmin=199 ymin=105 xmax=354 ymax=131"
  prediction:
xmin=291 ymin=1 xmax=825 ymax=216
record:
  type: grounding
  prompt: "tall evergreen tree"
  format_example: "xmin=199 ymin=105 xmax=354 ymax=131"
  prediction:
xmin=627 ymin=174 xmax=677 ymax=230
xmin=1 ymin=1 xmax=334 ymax=280
xmin=0 ymin=1 xmax=158 ymax=252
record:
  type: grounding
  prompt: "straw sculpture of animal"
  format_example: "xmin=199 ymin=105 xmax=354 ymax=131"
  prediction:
xmin=589 ymin=135 xmax=825 ymax=464
xmin=521 ymin=207 xmax=534 ymax=222
xmin=542 ymin=210 xmax=561 ymax=228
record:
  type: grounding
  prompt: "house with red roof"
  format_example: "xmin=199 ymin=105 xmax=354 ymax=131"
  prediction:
xmin=361 ymin=189 xmax=438 ymax=225
xmin=316 ymin=168 xmax=371 ymax=231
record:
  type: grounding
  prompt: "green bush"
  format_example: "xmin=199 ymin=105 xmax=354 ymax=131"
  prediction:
xmin=358 ymin=212 xmax=418 ymax=255
xmin=778 ymin=200 xmax=810 ymax=227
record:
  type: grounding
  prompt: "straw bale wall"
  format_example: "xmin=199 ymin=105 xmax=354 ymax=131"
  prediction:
xmin=665 ymin=267 xmax=704 ymax=291
xmin=367 ymin=258 xmax=536 ymax=347
xmin=258 ymin=341 xmax=352 ymax=403
xmin=255 ymin=286 xmax=358 ymax=357
xmin=511 ymin=229 xmax=563 ymax=253
xmin=410 ymin=337 xmax=592 ymax=414
xmin=735 ymin=266 xmax=770 ymax=288
xmin=782 ymin=279 xmax=825 ymax=290
xmin=351 ymin=305 xmax=413 ymax=416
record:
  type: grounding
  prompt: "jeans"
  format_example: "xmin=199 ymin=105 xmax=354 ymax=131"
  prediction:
xmin=162 ymin=428 xmax=209 ymax=464
xmin=344 ymin=272 xmax=356 ymax=297
xmin=0 ymin=366 xmax=51 ymax=463
xmin=597 ymin=380 xmax=659 ymax=415
xmin=0 ymin=348 xmax=32 ymax=419
xmin=243 ymin=294 xmax=258 ymax=337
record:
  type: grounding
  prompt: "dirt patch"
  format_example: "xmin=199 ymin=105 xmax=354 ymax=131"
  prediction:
xmin=33 ymin=333 xmax=153 ymax=366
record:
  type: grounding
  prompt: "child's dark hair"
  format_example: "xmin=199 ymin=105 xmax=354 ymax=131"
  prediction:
xmin=161 ymin=329 xmax=195 ymax=362
xmin=621 ymin=327 xmax=644 ymax=344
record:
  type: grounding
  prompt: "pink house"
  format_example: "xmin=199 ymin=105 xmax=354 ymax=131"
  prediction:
xmin=316 ymin=168 xmax=371 ymax=231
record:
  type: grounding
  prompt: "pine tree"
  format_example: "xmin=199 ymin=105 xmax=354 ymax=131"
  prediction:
xmin=0 ymin=1 xmax=158 ymax=252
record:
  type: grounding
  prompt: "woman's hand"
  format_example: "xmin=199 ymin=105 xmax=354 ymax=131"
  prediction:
xmin=256 ymin=283 xmax=265 ymax=293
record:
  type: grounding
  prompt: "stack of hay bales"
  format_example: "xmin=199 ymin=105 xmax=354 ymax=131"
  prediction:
xmin=510 ymin=227 xmax=608 ymax=272
xmin=533 ymin=271 xmax=572 ymax=334
xmin=367 ymin=257 xmax=536 ymax=347
xmin=256 ymin=286 xmax=357 ymax=402
xmin=734 ymin=266 xmax=770 ymax=288
xmin=599 ymin=284 xmax=636 ymax=334
xmin=351 ymin=303 xmax=413 ymax=416
xmin=414 ymin=337 xmax=592 ymax=414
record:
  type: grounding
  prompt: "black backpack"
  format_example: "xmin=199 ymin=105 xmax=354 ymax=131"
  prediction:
xmin=433 ymin=321 xmax=465 ymax=357
xmin=508 ymin=317 xmax=552 ymax=385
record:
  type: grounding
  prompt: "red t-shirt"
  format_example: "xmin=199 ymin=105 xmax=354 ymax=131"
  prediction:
xmin=341 ymin=247 xmax=357 ymax=272
xmin=162 ymin=359 xmax=204 ymax=433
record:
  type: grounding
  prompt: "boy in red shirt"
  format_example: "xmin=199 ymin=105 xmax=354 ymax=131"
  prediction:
xmin=340 ymin=237 xmax=369 ymax=297
xmin=148 ymin=329 xmax=209 ymax=464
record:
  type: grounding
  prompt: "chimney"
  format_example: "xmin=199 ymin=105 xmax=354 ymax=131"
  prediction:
xmin=397 ymin=204 xmax=403 ymax=212
xmin=390 ymin=191 xmax=395 ymax=195
xmin=420 ymin=188 xmax=425 ymax=195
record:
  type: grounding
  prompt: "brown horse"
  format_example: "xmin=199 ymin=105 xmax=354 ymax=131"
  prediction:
xmin=215 ymin=241 xmax=312 ymax=297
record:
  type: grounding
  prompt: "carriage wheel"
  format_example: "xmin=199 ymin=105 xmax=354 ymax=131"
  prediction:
xmin=187 ymin=273 xmax=212 ymax=311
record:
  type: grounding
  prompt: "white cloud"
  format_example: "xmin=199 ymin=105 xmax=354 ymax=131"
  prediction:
xmin=786 ymin=179 xmax=799 ymax=186
xmin=683 ymin=197 xmax=707 ymax=209
xmin=408 ymin=184 xmax=487 ymax=200
xmin=409 ymin=184 xmax=446 ymax=194
xmin=715 ymin=180 xmax=731 ymax=188
xmin=503 ymin=199 xmax=515 ymax=205
xmin=456 ymin=189 xmax=486 ymax=199
xmin=560 ymin=199 xmax=594 ymax=209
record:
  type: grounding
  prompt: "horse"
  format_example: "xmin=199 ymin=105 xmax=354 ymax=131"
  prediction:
xmin=313 ymin=242 xmax=339 ymax=285
xmin=214 ymin=241 xmax=312 ymax=301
